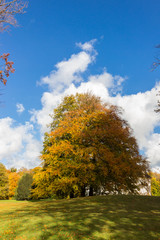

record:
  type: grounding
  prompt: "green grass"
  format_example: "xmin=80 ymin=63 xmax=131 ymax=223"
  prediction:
xmin=0 ymin=195 xmax=160 ymax=240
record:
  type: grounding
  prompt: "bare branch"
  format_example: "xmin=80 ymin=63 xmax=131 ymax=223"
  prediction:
xmin=0 ymin=0 xmax=27 ymax=31
xmin=0 ymin=0 xmax=27 ymax=86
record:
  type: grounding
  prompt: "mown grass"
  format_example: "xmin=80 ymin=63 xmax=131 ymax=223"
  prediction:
xmin=0 ymin=195 xmax=160 ymax=240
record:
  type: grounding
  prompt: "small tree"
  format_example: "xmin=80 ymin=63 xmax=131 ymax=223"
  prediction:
xmin=15 ymin=173 xmax=33 ymax=200
xmin=0 ymin=163 xmax=9 ymax=199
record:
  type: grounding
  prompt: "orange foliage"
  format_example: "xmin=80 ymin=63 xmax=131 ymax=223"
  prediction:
xmin=33 ymin=93 xmax=150 ymax=199
xmin=8 ymin=172 xmax=20 ymax=198
xmin=0 ymin=53 xmax=15 ymax=85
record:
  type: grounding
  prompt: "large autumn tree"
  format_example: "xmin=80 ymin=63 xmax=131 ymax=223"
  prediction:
xmin=33 ymin=93 xmax=150 ymax=199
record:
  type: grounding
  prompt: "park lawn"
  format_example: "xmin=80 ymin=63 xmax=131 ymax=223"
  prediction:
xmin=0 ymin=195 xmax=160 ymax=240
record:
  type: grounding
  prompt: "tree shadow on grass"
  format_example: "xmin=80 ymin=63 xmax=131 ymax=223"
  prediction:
xmin=0 ymin=195 xmax=160 ymax=240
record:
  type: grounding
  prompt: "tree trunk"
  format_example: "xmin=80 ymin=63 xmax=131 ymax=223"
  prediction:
xmin=80 ymin=185 xmax=86 ymax=197
xmin=70 ymin=191 xmax=74 ymax=198
xmin=89 ymin=186 xmax=93 ymax=196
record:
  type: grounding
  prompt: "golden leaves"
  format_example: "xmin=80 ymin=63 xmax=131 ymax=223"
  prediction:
xmin=34 ymin=93 xmax=150 ymax=198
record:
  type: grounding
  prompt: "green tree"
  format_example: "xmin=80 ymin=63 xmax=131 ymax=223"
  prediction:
xmin=33 ymin=93 xmax=150 ymax=199
xmin=0 ymin=163 xmax=9 ymax=199
xmin=15 ymin=173 xmax=33 ymax=200
xmin=10 ymin=167 xmax=17 ymax=172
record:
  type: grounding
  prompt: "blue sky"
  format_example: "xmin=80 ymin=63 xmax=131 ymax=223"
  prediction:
xmin=1 ymin=0 xmax=160 ymax=170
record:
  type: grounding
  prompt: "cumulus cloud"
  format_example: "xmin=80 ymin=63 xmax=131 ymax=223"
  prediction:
xmin=16 ymin=103 xmax=25 ymax=113
xmin=30 ymin=40 xmax=160 ymax=169
xmin=145 ymin=133 xmax=160 ymax=167
xmin=76 ymin=39 xmax=97 ymax=52
xmin=1 ymin=39 xmax=160 ymax=170
xmin=88 ymin=70 xmax=126 ymax=94
xmin=0 ymin=118 xmax=41 ymax=169
xmin=32 ymin=40 xmax=97 ymax=133
xmin=111 ymin=88 xmax=160 ymax=149
xmin=30 ymin=92 xmax=62 ymax=134
xmin=39 ymin=42 xmax=96 ymax=92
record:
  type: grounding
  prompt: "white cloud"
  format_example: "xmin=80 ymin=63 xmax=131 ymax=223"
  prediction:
xmin=39 ymin=44 xmax=96 ymax=92
xmin=16 ymin=103 xmax=25 ymax=113
xmin=145 ymin=133 xmax=160 ymax=167
xmin=0 ymin=118 xmax=41 ymax=169
xmin=88 ymin=71 xmax=126 ymax=94
xmin=89 ymin=71 xmax=114 ymax=88
xmin=30 ymin=40 xmax=160 ymax=169
xmin=32 ymin=40 xmax=98 ymax=133
xmin=111 ymin=88 xmax=160 ymax=146
xmin=76 ymin=39 xmax=97 ymax=52
xmin=1 ymin=39 xmax=160 ymax=170
xmin=30 ymin=92 xmax=62 ymax=134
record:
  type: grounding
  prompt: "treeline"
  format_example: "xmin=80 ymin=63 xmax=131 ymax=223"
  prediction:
xmin=1 ymin=93 xmax=158 ymax=200
xmin=0 ymin=162 xmax=159 ymax=200
xmin=0 ymin=164 xmax=36 ymax=200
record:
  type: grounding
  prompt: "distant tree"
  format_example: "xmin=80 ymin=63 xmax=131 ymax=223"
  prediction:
xmin=155 ymin=94 xmax=160 ymax=113
xmin=151 ymin=177 xmax=160 ymax=196
xmin=31 ymin=167 xmax=42 ymax=175
xmin=33 ymin=93 xmax=150 ymax=199
xmin=0 ymin=0 xmax=27 ymax=86
xmin=10 ymin=167 xmax=17 ymax=172
xmin=15 ymin=173 xmax=33 ymax=200
xmin=18 ymin=167 xmax=31 ymax=176
xmin=8 ymin=171 xmax=20 ymax=198
xmin=152 ymin=44 xmax=160 ymax=71
xmin=151 ymin=171 xmax=160 ymax=180
xmin=0 ymin=163 xmax=9 ymax=199
xmin=151 ymin=45 xmax=160 ymax=113
xmin=151 ymin=172 xmax=160 ymax=196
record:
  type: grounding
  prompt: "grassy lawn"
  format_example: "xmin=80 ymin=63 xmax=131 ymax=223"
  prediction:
xmin=0 ymin=195 xmax=160 ymax=240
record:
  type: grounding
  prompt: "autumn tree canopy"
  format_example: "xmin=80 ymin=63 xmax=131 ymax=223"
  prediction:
xmin=33 ymin=93 xmax=150 ymax=199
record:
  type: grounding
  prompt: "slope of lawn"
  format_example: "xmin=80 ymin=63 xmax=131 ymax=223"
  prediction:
xmin=0 ymin=195 xmax=160 ymax=240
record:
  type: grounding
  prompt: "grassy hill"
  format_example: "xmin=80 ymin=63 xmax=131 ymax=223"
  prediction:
xmin=0 ymin=195 xmax=160 ymax=240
